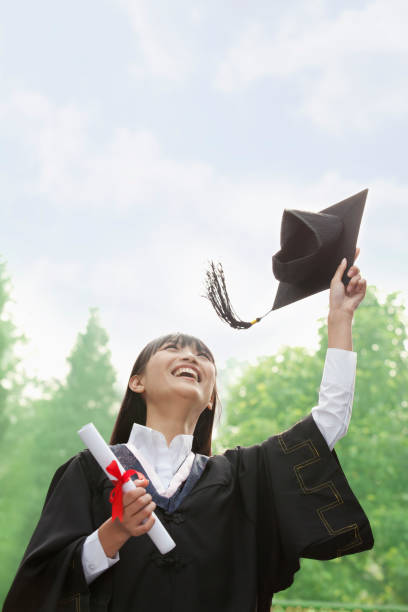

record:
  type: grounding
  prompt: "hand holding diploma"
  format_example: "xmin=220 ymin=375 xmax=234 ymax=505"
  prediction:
xmin=78 ymin=423 xmax=176 ymax=555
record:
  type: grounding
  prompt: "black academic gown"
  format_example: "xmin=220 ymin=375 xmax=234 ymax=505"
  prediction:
xmin=3 ymin=415 xmax=374 ymax=612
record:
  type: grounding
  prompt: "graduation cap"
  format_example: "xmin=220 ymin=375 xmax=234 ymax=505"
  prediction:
xmin=205 ymin=189 xmax=368 ymax=329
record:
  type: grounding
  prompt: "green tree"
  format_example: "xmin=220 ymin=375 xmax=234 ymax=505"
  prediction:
xmin=215 ymin=286 xmax=408 ymax=605
xmin=0 ymin=307 xmax=121 ymax=604
xmin=45 ymin=306 xmax=120 ymax=460
xmin=0 ymin=257 xmax=26 ymax=440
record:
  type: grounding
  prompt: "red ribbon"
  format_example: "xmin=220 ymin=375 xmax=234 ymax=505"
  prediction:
xmin=106 ymin=460 xmax=146 ymax=522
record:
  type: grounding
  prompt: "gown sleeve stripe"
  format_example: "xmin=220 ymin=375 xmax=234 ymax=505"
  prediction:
xmin=277 ymin=433 xmax=363 ymax=556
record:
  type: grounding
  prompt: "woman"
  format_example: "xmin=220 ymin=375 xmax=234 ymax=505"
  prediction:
xmin=3 ymin=255 xmax=373 ymax=612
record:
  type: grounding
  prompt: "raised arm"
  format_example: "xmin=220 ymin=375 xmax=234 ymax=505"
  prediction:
xmin=327 ymin=247 xmax=366 ymax=351
xmin=311 ymin=248 xmax=367 ymax=450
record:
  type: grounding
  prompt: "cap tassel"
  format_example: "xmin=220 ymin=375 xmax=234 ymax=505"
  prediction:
xmin=204 ymin=261 xmax=263 ymax=330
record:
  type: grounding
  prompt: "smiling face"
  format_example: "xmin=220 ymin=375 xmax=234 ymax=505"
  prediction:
xmin=129 ymin=336 xmax=217 ymax=419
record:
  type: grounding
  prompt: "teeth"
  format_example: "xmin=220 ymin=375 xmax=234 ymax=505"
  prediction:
xmin=172 ymin=367 xmax=199 ymax=381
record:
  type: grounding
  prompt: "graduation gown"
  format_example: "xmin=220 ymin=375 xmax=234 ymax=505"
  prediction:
xmin=3 ymin=415 xmax=374 ymax=612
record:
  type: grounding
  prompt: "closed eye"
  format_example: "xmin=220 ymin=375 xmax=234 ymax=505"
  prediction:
xmin=163 ymin=344 xmax=211 ymax=362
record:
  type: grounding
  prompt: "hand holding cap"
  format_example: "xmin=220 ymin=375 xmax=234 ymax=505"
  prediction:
xmin=205 ymin=189 xmax=368 ymax=329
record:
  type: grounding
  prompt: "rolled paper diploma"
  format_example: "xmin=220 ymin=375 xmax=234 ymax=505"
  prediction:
xmin=78 ymin=422 xmax=176 ymax=555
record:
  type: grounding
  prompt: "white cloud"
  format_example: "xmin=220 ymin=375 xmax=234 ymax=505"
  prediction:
xmin=9 ymin=257 xmax=85 ymax=384
xmin=3 ymin=88 xmax=408 ymax=389
xmin=119 ymin=0 xmax=194 ymax=80
xmin=4 ymin=88 xmax=408 ymax=266
xmin=5 ymin=88 xmax=408 ymax=254
xmin=2 ymin=90 xmax=88 ymax=203
xmin=214 ymin=0 xmax=408 ymax=132
xmin=2 ymin=89 xmax=215 ymax=212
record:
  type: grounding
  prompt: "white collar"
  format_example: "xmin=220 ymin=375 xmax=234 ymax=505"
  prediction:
xmin=127 ymin=423 xmax=193 ymax=475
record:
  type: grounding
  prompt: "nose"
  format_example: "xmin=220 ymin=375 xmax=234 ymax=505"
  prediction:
xmin=180 ymin=348 xmax=198 ymax=362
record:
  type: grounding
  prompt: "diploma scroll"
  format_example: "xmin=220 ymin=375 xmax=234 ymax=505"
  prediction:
xmin=78 ymin=422 xmax=176 ymax=555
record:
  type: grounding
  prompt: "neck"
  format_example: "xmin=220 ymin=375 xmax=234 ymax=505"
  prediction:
xmin=145 ymin=402 xmax=198 ymax=446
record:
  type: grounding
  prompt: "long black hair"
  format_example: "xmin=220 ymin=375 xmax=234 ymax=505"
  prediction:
xmin=110 ymin=333 xmax=218 ymax=456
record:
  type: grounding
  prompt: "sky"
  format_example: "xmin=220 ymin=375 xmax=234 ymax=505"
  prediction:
xmin=1 ymin=0 xmax=407 ymax=392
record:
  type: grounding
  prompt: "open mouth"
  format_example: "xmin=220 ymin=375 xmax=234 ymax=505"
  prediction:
xmin=171 ymin=367 xmax=201 ymax=382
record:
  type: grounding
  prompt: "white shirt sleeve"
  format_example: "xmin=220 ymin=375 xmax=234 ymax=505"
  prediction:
xmin=311 ymin=348 xmax=357 ymax=451
xmin=81 ymin=529 xmax=120 ymax=585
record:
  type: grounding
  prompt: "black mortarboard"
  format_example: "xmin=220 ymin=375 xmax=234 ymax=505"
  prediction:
xmin=205 ymin=189 xmax=368 ymax=329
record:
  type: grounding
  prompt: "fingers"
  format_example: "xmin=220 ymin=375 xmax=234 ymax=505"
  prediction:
xmin=133 ymin=500 xmax=156 ymax=523
xmin=122 ymin=485 xmax=149 ymax=508
xmin=332 ymin=257 xmax=348 ymax=283
xmin=347 ymin=265 xmax=360 ymax=278
xmin=126 ymin=492 xmax=154 ymax=517
xmin=131 ymin=513 xmax=156 ymax=537
xmin=346 ymin=273 xmax=361 ymax=293
xmin=125 ymin=500 xmax=157 ymax=537
xmin=333 ymin=246 xmax=361 ymax=283
xmin=359 ymin=278 xmax=367 ymax=292
xmin=120 ymin=488 xmax=157 ymax=537
xmin=123 ymin=488 xmax=152 ymax=512
xmin=135 ymin=477 xmax=149 ymax=487
xmin=330 ymin=246 xmax=366 ymax=310
xmin=347 ymin=274 xmax=367 ymax=296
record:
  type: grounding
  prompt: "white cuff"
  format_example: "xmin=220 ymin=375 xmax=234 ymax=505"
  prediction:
xmin=81 ymin=529 xmax=120 ymax=585
xmin=312 ymin=348 xmax=357 ymax=450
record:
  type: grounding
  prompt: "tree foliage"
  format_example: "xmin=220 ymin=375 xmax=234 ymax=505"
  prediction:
xmin=0 ymin=258 xmax=26 ymax=441
xmin=44 ymin=306 xmax=120 ymax=459
xmin=215 ymin=286 xmax=408 ymax=604
xmin=0 ymin=307 xmax=121 ymax=604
